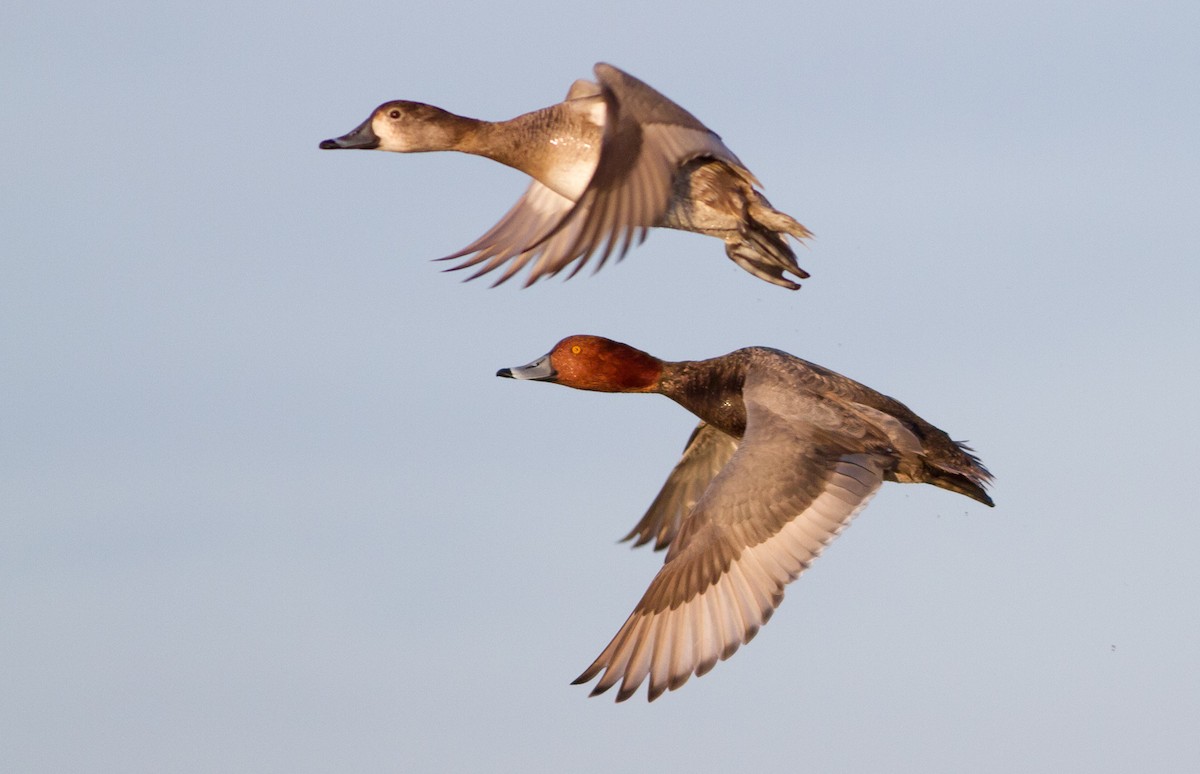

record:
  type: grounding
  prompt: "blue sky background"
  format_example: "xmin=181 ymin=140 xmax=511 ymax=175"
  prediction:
xmin=3 ymin=1 xmax=1198 ymax=771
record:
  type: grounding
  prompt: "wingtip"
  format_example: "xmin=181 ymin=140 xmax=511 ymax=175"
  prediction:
xmin=587 ymin=682 xmax=612 ymax=699
xmin=572 ymin=662 xmax=602 ymax=686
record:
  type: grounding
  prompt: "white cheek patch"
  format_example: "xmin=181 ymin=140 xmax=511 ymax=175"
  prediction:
xmin=374 ymin=117 xmax=409 ymax=152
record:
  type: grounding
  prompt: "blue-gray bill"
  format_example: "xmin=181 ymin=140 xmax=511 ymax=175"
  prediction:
xmin=496 ymin=354 xmax=555 ymax=381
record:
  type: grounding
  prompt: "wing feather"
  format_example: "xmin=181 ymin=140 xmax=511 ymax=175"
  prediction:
xmin=444 ymin=64 xmax=746 ymax=285
xmin=622 ymin=422 xmax=739 ymax=551
xmin=574 ymin=389 xmax=891 ymax=701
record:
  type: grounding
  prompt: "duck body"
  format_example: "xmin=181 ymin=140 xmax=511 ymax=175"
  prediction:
xmin=659 ymin=347 xmax=994 ymax=502
xmin=320 ymin=63 xmax=811 ymax=289
xmin=498 ymin=336 xmax=993 ymax=701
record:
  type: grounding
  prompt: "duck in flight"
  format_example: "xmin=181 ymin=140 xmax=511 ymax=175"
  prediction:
xmin=498 ymin=335 xmax=994 ymax=701
xmin=320 ymin=63 xmax=811 ymax=289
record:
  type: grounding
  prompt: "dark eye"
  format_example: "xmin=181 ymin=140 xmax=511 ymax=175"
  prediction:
xmin=388 ymin=109 xmax=401 ymax=119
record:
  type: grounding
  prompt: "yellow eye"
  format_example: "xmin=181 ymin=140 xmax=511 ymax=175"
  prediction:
xmin=571 ymin=345 xmax=582 ymax=355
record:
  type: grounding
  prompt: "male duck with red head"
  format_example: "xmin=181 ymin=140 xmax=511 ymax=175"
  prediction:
xmin=498 ymin=335 xmax=993 ymax=702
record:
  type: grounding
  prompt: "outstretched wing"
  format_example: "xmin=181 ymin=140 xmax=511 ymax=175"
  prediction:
xmin=443 ymin=63 xmax=748 ymax=285
xmin=574 ymin=393 xmax=890 ymax=702
xmin=438 ymin=179 xmax=579 ymax=285
xmin=622 ymin=422 xmax=739 ymax=552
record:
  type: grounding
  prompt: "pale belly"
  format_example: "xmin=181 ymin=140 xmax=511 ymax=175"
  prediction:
xmin=537 ymin=152 xmax=597 ymax=201
xmin=525 ymin=99 xmax=605 ymax=200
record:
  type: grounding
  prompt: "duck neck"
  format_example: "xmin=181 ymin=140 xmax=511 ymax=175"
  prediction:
xmin=421 ymin=111 xmax=487 ymax=153
xmin=458 ymin=105 xmax=602 ymax=199
xmin=657 ymin=357 xmax=748 ymax=439
xmin=456 ymin=115 xmax=535 ymax=172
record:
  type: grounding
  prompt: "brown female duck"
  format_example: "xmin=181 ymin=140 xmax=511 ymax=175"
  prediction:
xmin=320 ymin=63 xmax=811 ymax=289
